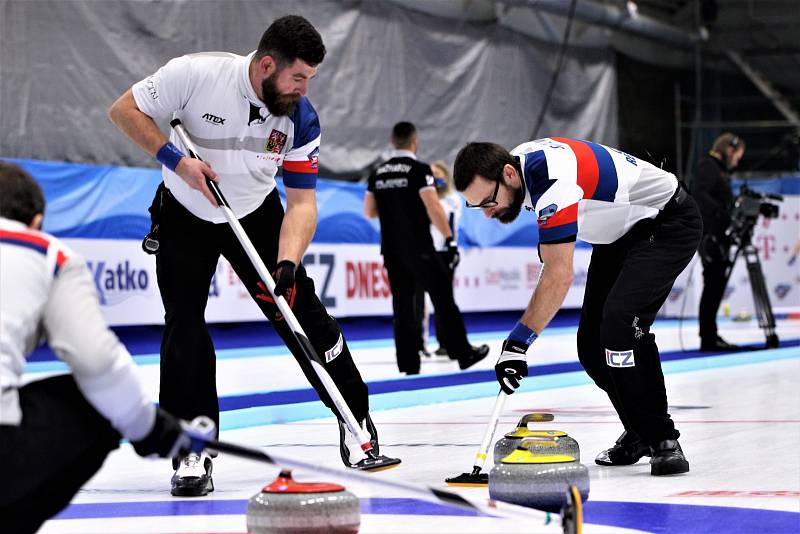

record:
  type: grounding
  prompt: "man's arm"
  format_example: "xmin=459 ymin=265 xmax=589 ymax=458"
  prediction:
xmin=420 ymin=188 xmax=452 ymax=240
xmin=278 ymin=187 xmax=318 ymax=264
xmin=520 ymin=241 xmax=576 ymax=335
xmin=494 ymin=240 xmax=575 ymax=394
xmin=108 ymin=89 xmax=219 ymax=206
xmin=364 ymin=191 xmax=378 ymax=219
xmin=43 ymin=256 xmax=155 ymax=442
xmin=108 ymin=89 xmax=169 ymax=157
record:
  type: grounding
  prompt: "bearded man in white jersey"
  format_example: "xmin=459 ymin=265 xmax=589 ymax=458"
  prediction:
xmin=109 ymin=15 xmax=377 ymax=495
xmin=454 ymin=139 xmax=702 ymax=476
xmin=0 ymin=162 xmax=199 ymax=533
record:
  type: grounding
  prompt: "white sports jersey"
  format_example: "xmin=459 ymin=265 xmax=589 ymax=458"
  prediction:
xmin=512 ymin=137 xmax=679 ymax=245
xmin=132 ymin=51 xmax=321 ymax=223
xmin=431 ymin=191 xmax=463 ymax=250
xmin=0 ymin=218 xmax=154 ymax=441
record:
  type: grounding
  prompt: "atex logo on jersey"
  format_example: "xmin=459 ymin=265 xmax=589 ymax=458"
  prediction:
xmin=537 ymin=204 xmax=558 ymax=226
xmin=606 ymin=349 xmax=635 ymax=368
xmin=202 ymin=112 xmax=226 ymax=125
xmin=266 ymin=129 xmax=288 ymax=153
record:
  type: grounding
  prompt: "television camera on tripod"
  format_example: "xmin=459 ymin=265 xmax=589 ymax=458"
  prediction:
xmin=717 ymin=186 xmax=783 ymax=348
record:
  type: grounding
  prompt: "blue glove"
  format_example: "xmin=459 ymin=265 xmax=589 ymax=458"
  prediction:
xmin=495 ymin=323 xmax=537 ymax=395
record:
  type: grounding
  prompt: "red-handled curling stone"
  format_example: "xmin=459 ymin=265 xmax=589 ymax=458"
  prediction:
xmin=246 ymin=469 xmax=360 ymax=533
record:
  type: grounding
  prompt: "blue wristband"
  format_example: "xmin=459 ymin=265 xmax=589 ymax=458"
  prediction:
xmin=156 ymin=142 xmax=185 ymax=172
xmin=508 ymin=322 xmax=538 ymax=346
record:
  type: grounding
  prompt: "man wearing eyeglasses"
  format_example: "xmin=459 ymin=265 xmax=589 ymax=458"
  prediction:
xmin=364 ymin=122 xmax=489 ymax=375
xmin=453 ymin=138 xmax=702 ymax=477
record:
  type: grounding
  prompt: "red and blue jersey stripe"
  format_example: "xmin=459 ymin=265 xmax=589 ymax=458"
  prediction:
xmin=550 ymin=137 xmax=619 ymax=202
xmin=283 ymin=97 xmax=320 ymax=189
xmin=0 ymin=230 xmax=67 ymax=274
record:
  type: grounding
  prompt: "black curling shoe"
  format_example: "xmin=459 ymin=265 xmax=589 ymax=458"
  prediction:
xmin=595 ymin=431 xmax=651 ymax=466
xmin=458 ymin=344 xmax=489 ymax=370
xmin=650 ymin=439 xmax=690 ymax=476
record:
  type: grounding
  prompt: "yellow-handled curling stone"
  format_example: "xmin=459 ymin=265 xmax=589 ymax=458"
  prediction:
xmin=494 ymin=413 xmax=580 ymax=463
xmin=489 ymin=447 xmax=590 ymax=513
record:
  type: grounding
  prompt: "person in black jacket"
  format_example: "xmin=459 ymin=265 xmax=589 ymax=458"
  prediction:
xmin=364 ymin=122 xmax=489 ymax=375
xmin=692 ymin=133 xmax=745 ymax=351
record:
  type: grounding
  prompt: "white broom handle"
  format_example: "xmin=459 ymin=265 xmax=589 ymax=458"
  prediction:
xmin=473 ymin=390 xmax=507 ymax=469
xmin=170 ymin=119 xmax=374 ymax=452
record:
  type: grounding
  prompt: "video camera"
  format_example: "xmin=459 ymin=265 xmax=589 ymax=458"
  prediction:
xmin=726 ymin=185 xmax=783 ymax=246
xmin=721 ymin=185 xmax=783 ymax=349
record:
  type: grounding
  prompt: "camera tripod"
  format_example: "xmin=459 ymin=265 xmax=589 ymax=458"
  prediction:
xmin=723 ymin=218 xmax=780 ymax=349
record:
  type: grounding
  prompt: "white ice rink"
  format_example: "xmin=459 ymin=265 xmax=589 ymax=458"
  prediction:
xmin=26 ymin=317 xmax=800 ymax=534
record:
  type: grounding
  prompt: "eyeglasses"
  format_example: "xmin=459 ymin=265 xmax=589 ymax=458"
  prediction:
xmin=465 ymin=179 xmax=501 ymax=209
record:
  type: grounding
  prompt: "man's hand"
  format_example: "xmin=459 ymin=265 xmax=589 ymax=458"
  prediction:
xmin=273 ymin=260 xmax=297 ymax=303
xmin=175 ymin=157 xmax=219 ymax=207
xmin=444 ymin=236 xmax=460 ymax=270
xmin=495 ymin=339 xmax=529 ymax=394
xmin=254 ymin=260 xmax=297 ymax=321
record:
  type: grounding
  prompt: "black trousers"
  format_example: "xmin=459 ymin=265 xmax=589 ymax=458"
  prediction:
xmin=576 ymin=195 xmax=702 ymax=447
xmin=698 ymin=250 xmax=730 ymax=341
xmin=413 ymin=251 xmax=455 ymax=350
xmin=0 ymin=375 xmax=121 ymax=534
xmin=155 ymin=188 xmax=369 ymax=430
xmin=383 ymin=250 xmax=471 ymax=373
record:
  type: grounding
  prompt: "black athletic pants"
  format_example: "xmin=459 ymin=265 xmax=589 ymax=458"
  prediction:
xmin=576 ymin=194 xmax=702 ymax=447
xmin=155 ymin=188 xmax=369 ymax=431
xmin=698 ymin=251 xmax=730 ymax=342
xmin=383 ymin=250 xmax=471 ymax=373
xmin=0 ymin=375 xmax=121 ymax=534
xmin=413 ymin=251 xmax=455 ymax=351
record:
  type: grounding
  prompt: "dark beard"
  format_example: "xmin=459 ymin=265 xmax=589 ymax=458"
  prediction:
xmin=261 ymin=73 xmax=300 ymax=117
xmin=494 ymin=182 xmax=525 ymax=224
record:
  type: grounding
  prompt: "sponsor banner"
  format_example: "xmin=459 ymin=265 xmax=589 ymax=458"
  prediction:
xmin=62 ymin=240 xmax=592 ymax=326
xmin=67 ymin=198 xmax=798 ymax=327
xmin=661 ymin=194 xmax=800 ymax=318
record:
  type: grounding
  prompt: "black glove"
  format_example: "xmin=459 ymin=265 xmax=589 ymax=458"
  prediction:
xmin=132 ymin=408 xmax=191 ymax=458
xmin=495 ymin=339 xmax=529 ymax=395
xmin=444 ymin=237 xmax=460 ymax=270
xmin=273 ymin=260 xmax=297 ymax=305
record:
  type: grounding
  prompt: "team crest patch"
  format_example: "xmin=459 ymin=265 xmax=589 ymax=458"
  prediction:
xmin=606 ymin=349 xmax=635 ymax=368
xmin=537 ymin=204 xmax=558 ymax=226
xmin=307 ymin=146 xmax=319 ymax=170
xmin=265 ymin=129 xmax=288 ymax=153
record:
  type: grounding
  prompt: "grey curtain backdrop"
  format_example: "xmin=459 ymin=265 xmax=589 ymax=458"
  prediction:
xmin=0 ymin=0 xmax=617 ymax=177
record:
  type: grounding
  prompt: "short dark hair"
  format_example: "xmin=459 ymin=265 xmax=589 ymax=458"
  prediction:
xmin=391 ymin=122 xmax=416 ymax=149
xmin=453 ymin=142 xmax=516 ymax=191
xmin=0 ymin=161 xmax=45 ymax=225
xmin=256 ymin=15 xmax=326 ymax=67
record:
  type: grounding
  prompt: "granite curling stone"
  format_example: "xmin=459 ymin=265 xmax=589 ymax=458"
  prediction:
xmin=488 ymin=450 xmax=590 ymax=513
xmin=493 ymin=429 xmax=580 ymax=463
xmin=247 ymin=469 xmax=360 ymax=534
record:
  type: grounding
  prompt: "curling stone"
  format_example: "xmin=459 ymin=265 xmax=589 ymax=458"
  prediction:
xmin=247 ymin=469 xmax=360 ymax=534
xmin=494 ymin=429 xmax=580 ymax=463
xmin=517 ymin=413 xmax=555 ymax=425
xmin=488 ymin=450 xmax=590 ymax=513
